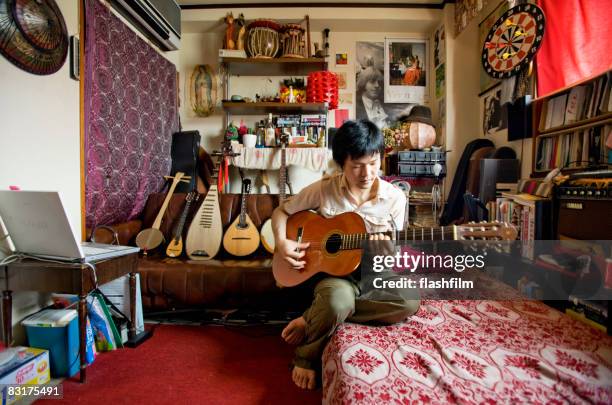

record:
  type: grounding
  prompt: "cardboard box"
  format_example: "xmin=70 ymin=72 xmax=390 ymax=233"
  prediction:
xmin=0 ymin=347 xmax=51 ymax=405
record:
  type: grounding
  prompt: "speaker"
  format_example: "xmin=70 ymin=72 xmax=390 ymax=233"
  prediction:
xmin=507 ymin=95 xmax=532 ymax=141
xmin=478 ymin=159 xmax=520 ymax=204
xmin=170 ymin=131 xmax=201 ymax=193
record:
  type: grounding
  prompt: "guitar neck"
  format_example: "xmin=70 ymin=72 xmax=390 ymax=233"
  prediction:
xmin=238 ymin=191 xmax=248 ymax=226
xmin=279 ymin=145 xmax=287 ymax=202
xmin=152 ymin=176 xmax=183 ymax=230
xmin=172 ymin=199 xmax=193 ymax=239
xmin=339 ymin=226 xmax=457 ymax=250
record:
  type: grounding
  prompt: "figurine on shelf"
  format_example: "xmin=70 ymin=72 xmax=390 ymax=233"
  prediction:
xmin=236 ymin=13 xmax=246 ymax=51
xmin=313 ymin=42 xmax=323 ymax=58
xmin=323 ymin=28 xmax=330 ymax=57
xmin=226 ymin=122 xmax=239 ymax=141
xmin=224 ymin=13 xmax=235 ymax=50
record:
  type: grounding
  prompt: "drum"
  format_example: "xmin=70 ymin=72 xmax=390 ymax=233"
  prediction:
xmin=281 ymin=23 xmax=305 ymax=58
xmin=246 ymin=20 xmax=281 ymax=58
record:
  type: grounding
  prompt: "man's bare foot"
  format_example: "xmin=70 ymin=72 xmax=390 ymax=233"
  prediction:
xmin=281 ymin=316 xmax=306 ymax=345
xmin=292 ymin=366 xmax=316 ymax=390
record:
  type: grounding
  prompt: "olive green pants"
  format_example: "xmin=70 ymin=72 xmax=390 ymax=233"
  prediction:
xmin=293 ymin=277 xmax=420 ymax=370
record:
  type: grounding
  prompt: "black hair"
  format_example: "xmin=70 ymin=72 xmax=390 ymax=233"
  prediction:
xmin=332 ymin=120 xmax=385 ymax=167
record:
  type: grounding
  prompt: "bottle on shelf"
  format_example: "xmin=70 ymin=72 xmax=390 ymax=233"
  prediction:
xmin=256 ymin=120 xmax=265 ymax=148
xmin=265 ymin=113 xmax=276 ymax=147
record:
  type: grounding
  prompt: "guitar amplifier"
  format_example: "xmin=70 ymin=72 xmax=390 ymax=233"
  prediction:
xmin=395 ymin=150 xmax=447 ymax=178
xmin=556 ymin=181 xmax=612 ymax=240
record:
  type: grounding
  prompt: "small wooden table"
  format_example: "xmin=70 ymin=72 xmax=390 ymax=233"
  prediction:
xmin=1 ymin=253 xmax=139 ymax=383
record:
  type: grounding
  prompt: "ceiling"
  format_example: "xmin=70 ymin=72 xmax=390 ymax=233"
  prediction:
xmin=178 ymin=0 xmax=446 ymax=7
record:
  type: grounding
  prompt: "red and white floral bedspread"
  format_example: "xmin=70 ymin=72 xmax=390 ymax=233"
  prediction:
xmin=322 ymin=300 xmax=612 ymax=404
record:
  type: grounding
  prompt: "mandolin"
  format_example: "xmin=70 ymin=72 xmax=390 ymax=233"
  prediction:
xmin=136 ymin=172 xmax=190 ymax=253
xmin=185 ymin=140 xmax=235 ymax=261
xmin=260 ymin=133 xmax=290 ymax=254
xmin=272 ymin=211 xmax=518 ymax=287
xmin=222 ymin=178 xmax=261 ymax=257
xmin=165 ymin=191 xmax=198 ymax=258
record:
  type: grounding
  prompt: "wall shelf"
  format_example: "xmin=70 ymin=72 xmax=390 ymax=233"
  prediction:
xmin=222 ymin=101 xmax=327 ymax=115
xmin=220 ymin=57 xmax=327 ymax=76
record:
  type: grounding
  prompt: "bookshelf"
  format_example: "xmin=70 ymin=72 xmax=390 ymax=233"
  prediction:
xmin=531 ymin=70 xmax=612 ymax=176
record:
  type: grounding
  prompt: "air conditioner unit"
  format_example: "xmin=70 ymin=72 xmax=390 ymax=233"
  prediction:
xmin=111 ymin=0 xmax=181 ymax=51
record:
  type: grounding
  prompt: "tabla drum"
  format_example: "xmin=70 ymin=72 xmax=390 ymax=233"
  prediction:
xmin=280 ymin=23 xmax=305 ymax=58
xmin=246 ymin=19 xmax=281 ymax=58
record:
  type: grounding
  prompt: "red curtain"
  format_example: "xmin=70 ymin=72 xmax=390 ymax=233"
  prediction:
xmin=536 ymin=0 xmax=612 ymax=96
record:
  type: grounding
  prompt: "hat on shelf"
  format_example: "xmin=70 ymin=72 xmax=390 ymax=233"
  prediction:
xmin=398 ymin=105 xmax=435 ymax=127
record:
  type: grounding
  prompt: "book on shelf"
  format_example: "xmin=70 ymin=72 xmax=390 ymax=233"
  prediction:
xmin=535 ymin=124 xmax=610 ymax=171
xmin=489 ymin=192 xmax=553 ymax=259
xmin=538 ymin=71 xmax=611 ymax=131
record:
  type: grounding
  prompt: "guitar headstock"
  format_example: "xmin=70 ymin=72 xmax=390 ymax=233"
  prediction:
xmin=242 ymin=178 xmax=252 ymax=195
xmin=164 ymin=171 xmax=190 ymax=185
xmin=456 ymin=221 xmax=518 ymax=241
xmin=279 ymin=131 xmax=290 ymax=147
xmin=186 ymin=191 xmax=198 ymax=203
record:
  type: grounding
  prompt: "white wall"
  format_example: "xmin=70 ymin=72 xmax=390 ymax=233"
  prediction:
xmin=448 ymin=1 xmax=533 ymax=178
xmin=0 ymin=0 xmax=79 ymax=344
xmin=0 ymin=0 xmax=81 ymax=239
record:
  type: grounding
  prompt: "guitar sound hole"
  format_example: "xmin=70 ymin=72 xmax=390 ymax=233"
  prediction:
xmin=325 ymin=234 xmax=342 ymax=254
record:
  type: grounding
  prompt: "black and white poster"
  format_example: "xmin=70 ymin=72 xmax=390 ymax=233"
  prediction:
xmin=480 ymin=85 xmax=508 ymax=137
xmin=355 ymin=41 xmax=412 ymax=129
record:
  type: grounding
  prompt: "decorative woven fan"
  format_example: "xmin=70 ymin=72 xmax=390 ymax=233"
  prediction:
xmin=189 ymin=65 xmax=217 ymax=117
xmin=0 ymin=0 xmax=68 ymax=75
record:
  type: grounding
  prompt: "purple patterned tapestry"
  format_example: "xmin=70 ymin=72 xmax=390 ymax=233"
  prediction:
xmin=84 ymin=0 xmax=178 ymax=228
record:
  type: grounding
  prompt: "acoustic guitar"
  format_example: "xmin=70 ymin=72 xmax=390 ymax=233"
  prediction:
xmin=165 ymin=191 xmax=198 ymax=258
xmin=260 ymin=133 xmax=290 ymax=254
xmin=136 ymin=172 xmax=190 ymax=253
xmin=222 ymin=178 xmax=260 ymax=257
xmin=272 ymin=211 xmax=518 ymax=287
xmin=185 ymin=140 xmax=235 ymax=261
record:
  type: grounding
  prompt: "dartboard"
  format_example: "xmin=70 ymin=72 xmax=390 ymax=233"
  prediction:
xmin=482 ymin=3 xmax=545 ymax=79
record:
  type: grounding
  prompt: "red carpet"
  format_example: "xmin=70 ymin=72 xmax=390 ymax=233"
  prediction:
xmin=37 ymin=324 xmax=321 ymax=404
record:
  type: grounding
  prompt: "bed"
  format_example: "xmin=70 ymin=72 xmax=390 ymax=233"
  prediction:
xmin=322 ymin=300 xmax=612 ymax=404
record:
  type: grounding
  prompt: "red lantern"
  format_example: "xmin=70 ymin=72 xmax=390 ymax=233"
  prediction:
xmin=306 ymin=71 xmax=338 ymax=110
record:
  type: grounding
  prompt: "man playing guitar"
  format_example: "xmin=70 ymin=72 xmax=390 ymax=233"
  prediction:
xmin=271 ymin=120 xmax=420 ymax=390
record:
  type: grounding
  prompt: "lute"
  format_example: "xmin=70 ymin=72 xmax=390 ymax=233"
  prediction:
xmin=185 ymin=139 xmax=236 ymax=260
xmin=260 ymin=133 xmax=290 ymax=254
xmin=272 ymin=211 xmax=518 ymax=287
xmin=222 ymin=178 xmax=261 ymax=257
xmin=165 ymin=191 xmax=198 ymax=258
xmin=136 ymin=172 xmax=190 ymax=253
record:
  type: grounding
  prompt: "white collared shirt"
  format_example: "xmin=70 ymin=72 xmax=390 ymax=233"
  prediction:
xmin=282 ymin=173 xmax=407 ymax=233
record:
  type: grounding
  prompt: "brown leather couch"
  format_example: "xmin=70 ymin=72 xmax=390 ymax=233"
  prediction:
xmin=90 ymin=191 xmax=311 ymax=312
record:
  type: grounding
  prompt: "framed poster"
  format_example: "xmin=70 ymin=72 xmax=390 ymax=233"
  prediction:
xmin=478 ymin=1 xmax=509 ymax=94
xmin=480 ymin=84 xmax=508 ymax=137
xmin=384 ymin=38 xmax=429 ymax=104
xmin=355 ymin=41 xmax=411 ymax=129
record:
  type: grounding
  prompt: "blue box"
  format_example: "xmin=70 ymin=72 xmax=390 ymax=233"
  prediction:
xmin=22 ymin=309 xmax=79 ymax=378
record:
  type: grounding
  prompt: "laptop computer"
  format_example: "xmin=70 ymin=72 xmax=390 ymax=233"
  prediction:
xmin=0 ymin=190 xmax=140 ymax=263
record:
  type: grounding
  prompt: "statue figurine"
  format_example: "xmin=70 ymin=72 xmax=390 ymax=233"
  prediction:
xmin=236 ymin=13 xmax=246 ymax=51
xmin=224 ymin=13 xmax=235 ymax=50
